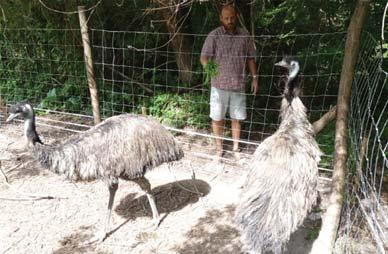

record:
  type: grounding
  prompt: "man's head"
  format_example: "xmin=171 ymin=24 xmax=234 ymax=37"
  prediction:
xmin=220 ymin=5 xmax=237 ymax=32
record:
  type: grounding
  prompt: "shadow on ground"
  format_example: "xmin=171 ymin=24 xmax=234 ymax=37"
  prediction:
xmin=284 ymin=217 xmax=321 ymax=254
xmin=52 ymin=226 xmax=109 ymax=254
xmin=6 ymin=150 xmax=45 ymax=179
xmin=173 ymin=204 xmax=242 ymax=254
xmin=115 ymin=179 xmax=211 ymax=219
xmin=173 ymin=204 xmax=321 ymax=254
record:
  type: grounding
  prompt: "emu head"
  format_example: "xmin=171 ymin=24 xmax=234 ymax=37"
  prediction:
xmin=275 ymin=56 xmax=301 ymax=103
xmin=6 ymin=101 xmax=34 ymax=123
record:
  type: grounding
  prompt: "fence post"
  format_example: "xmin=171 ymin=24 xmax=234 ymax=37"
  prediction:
xmin=310 ymin=0 xmax=371 ymax=253
xmin=141 ymin=106 xmax=147 ymax=116
xmin=0 ymin=96 xmax=7 ymax=122
xmin=78 ymin=5 xmax=101 ymax=125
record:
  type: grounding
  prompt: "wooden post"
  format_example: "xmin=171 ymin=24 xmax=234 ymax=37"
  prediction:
xmin=311 ymin=0 xmax=371 ymax=253
xmin=141 ymin=106 xmax=147 ymax=116
xmin=0 ymin=96 xmax=7 ymax=122
xmin=78 ymin=6 xmax=101 ymax=125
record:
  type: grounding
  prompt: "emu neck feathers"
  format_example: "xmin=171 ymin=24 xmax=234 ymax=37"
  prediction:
xmin=288 ymin=62 xmax=299 ymax=80
xmin=279 ymin=97 xmax=314 ymax=135
xmin=284 ymin=62 xmax=300 ymax=104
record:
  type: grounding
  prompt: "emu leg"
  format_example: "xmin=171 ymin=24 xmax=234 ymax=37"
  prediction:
xmin=87 ymin=181 xmax=118 ymax=244
xmin=132 ymin=177 xmax=160 ymax=221
xmin=104 ymin=182 xmax=119 ymax=237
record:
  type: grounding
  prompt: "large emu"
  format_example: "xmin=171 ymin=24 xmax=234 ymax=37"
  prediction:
xmin=235 ymin=57 xmax=322 ymax=253
xmin=6 ymin=102 xmax=184 ymax=243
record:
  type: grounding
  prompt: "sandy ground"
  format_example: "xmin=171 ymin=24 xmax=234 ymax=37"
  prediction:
xmin=0 ymin=120 xmax=331 ymax=254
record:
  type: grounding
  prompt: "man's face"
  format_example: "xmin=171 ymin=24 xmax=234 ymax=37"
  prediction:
xmin=220 ymin=7 xmax=237 ymax=32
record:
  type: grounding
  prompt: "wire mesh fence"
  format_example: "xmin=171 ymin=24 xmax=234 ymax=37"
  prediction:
xmin=0 ymin=28 xmax=345 ymax=173
xmin=335 ymin=32 xmax=388 ymax=253
xmin=1 ymin=26 xmax=386 ymax=251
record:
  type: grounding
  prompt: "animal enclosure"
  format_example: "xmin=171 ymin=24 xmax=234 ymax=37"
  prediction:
xmin=0 ymin=10 xmax=387 ymax=254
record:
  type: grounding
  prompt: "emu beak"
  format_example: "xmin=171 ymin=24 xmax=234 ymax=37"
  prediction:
xmin=275 ymin=60 xmax=288 ymax=68
xmin=6 ymin=112 xmax=21 ymax=123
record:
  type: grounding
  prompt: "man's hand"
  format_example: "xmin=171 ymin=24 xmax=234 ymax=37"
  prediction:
xmin=251 ymin=78 xmax=259 ymax=95
xmin=200 ymin=55 xmax=209 ymax=68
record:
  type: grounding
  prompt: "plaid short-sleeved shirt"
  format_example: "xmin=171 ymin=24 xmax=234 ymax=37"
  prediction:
xmin=201 ymin=26 xmax=255 ymax=91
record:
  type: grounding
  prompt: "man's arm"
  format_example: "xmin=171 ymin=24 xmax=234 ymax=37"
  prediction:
xmin=200 ymin=55 xmax=209 ymax=67
xmin=247 ymin=58 xmax=259 ymax=95
xmin=247 ymin=58 xmax=257 ymax=76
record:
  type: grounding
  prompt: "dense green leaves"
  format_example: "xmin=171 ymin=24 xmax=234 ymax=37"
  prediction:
xmin=0 ymin=0 xmax=385 ymax=130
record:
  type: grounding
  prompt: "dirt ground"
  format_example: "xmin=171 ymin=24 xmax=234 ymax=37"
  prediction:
xmin=0 ymin=119 xmax=331 ymax=254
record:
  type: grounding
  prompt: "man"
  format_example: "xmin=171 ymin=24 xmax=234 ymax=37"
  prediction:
xmin=200 ymin=4 xmax=258 ymax=160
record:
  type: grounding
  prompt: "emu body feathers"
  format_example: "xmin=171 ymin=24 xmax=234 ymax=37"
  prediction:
xmin=35 ymin=114 xmax=183 ymax=182
xmin=235 ymin=57 xmax=322 ymax=253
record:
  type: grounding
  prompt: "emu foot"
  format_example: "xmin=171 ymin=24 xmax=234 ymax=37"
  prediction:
xmin=84 ymin=231 xmax=107 ymax=245
xmin=151 ymin=215 xmax=163 ymax=230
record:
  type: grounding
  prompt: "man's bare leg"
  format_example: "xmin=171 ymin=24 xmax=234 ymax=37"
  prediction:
xmin=231 ymin=119 xmax=241 ymax=159
xmin=212 ymin=120 xmax=224 ymax=158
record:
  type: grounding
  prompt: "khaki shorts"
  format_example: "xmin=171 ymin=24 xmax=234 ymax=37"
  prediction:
xmin=209 ymin=86 xmax=246 ymax=121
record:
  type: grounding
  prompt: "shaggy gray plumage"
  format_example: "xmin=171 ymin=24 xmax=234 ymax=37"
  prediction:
xmin=7 ymin=102 xmax=184 ymax=242
xmin=235 ymin=57 xmax=322 ymax=254
xmin=34 ymin=113 xmax=183 ymax=181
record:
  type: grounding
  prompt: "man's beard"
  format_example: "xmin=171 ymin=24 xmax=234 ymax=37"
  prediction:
xmin=224 ymin=24 xmax=236 ymax=31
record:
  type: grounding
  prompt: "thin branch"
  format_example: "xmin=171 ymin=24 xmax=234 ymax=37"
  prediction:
xmin=313 ymin=106 xmax=337 ymax=134
xmin=0 ymin=196 xmax=57 ymax=201
xmin=382 ymin=1 xmax=388 ymax=41
xmin=145 ymin=0 xmax=193 ymax=12
xmin=0 ymin=161 xmax=9 ymax=183
xmin=38 ymin=0 xmax=102 ymax=15
xmin=5 ymin=162 xmax=24 ymax=174
xmin=0 ymin=162 xmax=66 ymax=201
xmin=128 ymin=1 xmax=193 ymax=52
xmin=106 ymin=66 xmax=154 ymax=94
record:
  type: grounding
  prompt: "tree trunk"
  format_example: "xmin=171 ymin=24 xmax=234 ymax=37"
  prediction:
xmin=310 ymin=0 xmax=371 ymax=253
xmin=157 ymin=1 xmax=193 ymax=85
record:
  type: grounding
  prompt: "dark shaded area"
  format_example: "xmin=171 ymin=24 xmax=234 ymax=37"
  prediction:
xmin=115 ymin=179 xmax=211 ymax=220
xmin=174 ymin=205 xmax=241 ymax=254
xmin=53 ymin=226 xmax=109 ymax=254
xmin=6 ymin=149 xmax=43 ymax=179
xmin=173 ymin=203 xmax=321 ymax=254
xmin=284 ymin=217 xmax=322 ymax=254
xmin=173 ymin=205 xmax=242 ymax=254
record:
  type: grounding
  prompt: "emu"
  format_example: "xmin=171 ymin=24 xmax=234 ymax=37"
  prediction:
xmin=235 ymin=57 xmax=322 ymax=254
xmin=7 ymin=102 xmax=184 ymax=243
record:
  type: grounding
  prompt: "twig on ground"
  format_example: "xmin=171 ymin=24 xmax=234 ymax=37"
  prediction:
xmin=0 ymin=161 xmax=66 ymax=201
xmin=5 ymin=162 xmax=24 ymax=174
xmin=0 ymin=196 xmax=56 ymax=201
xmin=0 ymin=161 xmax=9 ymax=183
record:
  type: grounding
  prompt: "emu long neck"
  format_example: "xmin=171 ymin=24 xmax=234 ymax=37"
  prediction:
xmin=279 ymin=97 xmax=314 ymax=135
xmin=288 ymin=65 xmax=299 ymax=81
xmin=280 ymin=64 xmax=311 ymax=133
xmin=24 ymin=107 xmax=43 ymax=146
xmin=24 ymin=115 xmax=36 ymax=138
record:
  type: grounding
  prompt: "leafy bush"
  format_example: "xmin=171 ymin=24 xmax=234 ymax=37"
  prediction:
xmin=145 ymin=92 xmax=209 ymax=129
xmin=316 ymin=121 xmax=335 ymax=170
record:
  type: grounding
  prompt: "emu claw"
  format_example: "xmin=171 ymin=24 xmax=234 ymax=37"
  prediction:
xmin=84 ymin=231 xmax=107 ymax=245
xmin=152 ymin=216 xmax=162 ymax=230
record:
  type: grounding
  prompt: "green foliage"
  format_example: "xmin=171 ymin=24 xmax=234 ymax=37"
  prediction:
xmin=203 ymin=59 xmax=219 ymax=85
xmin=145 ymin=92 xmax=209 ymax=129
xmin=316 ymin=121 xmax=336 ymax=169
xmin=305 ymin=224 xmax=321 ymax=241
xmin=0 ymin=0 xmax=384 ymax=134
